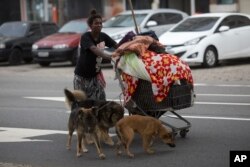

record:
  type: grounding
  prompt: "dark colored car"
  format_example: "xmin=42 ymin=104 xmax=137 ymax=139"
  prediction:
xmin=0 ymin=21 xmax=58 ymax=65
xmin=32 ymin=19 xmax=88 ymax=67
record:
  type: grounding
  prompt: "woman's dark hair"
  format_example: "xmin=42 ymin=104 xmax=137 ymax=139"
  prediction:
xmin=87 ymin=9 xmax=102 ymax=26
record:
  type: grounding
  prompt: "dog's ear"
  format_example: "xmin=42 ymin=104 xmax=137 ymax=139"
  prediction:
xmin=64 ymin=88 xmax=76 ymax=102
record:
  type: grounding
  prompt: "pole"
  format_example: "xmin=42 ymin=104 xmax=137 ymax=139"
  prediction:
xmin=127 ymin=0 xmax=140 ymax=34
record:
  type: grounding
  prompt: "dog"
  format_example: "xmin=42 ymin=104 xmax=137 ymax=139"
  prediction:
xmin=66 ymin=106 xmax=106 ymax=159
xmin=115 ymin=115 xmax=176 ymax=158
xmin=64 ymin=88 xmax=124 ymax=146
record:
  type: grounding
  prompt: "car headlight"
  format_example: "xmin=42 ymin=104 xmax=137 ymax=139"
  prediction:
xmin=0 ymin=43 xmax=6 ymax=49
xmin=184 ymin=36 xmax=206 ymax=46
xmin=32 ymin=44 xmax=38 ymax=50
xmin=53 ymin=44 xmax=69 ymax=49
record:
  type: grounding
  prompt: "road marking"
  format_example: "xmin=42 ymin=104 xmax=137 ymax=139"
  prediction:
xmin=0 ymin=127 xmax=115 ymax=143
xmin=0 ymin=127 xmax=66 ymax=142
xmin=24 ymin=97 xmax=250 ymax=106
xmin=196 ymin=94 xmax=250 ymax=97
xmin=195 ymin=83 xmax=250 ymax=87
xmin=166 ymin=115 xmax=250 ymax=121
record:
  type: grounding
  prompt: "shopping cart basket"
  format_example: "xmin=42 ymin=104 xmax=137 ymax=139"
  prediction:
xmin=114 ymin=67 xmax=195 ymax=138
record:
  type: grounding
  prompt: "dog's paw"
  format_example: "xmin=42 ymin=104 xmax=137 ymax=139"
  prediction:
xmin=128 ymin=153 xmax=134 ymax=158
xmin=117 ymin=150 xmax=122 ymax=156
xmin=66 ymin=146 xmax=71 ymax=150
xmin=146 ymin=148 xmax=155 ymax=154
xmin=82 ymin=148 xmax=88 ymax=153
xmin=99 ymin=153 xmax=106 ymax=159
xmin=76 ymin=153 xmax=82 ymax=157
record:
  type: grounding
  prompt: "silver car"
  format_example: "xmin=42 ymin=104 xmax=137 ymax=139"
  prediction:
xmin=102 ymin=9 xmax=188 ymax=42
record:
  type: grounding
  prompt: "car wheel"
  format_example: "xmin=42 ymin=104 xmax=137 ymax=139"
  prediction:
xmin=39 ymin=62 xmax=51 ymax=67
xmin=9 ymin=48 xmax=22 ymax=65
xmin=202 ymin=46 xmax=218 ymax=68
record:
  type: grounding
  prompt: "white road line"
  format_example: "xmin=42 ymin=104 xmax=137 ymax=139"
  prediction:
xmin=24 ymin=97 xmax=250 ymax=106
xmin=0 ymin=127 xmax=115 ymax=143
xmin=196 ymin=94 xmax=250 ymax=97
xmin=166 ymin=115 xmax=250 ymax=121
xmin=194 ymin=83 xmax=250 ymax=87
xmin=195 ymin=101 xmax=250 ymax=106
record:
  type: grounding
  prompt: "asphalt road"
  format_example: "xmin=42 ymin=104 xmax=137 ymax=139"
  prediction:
xmin=0 ymin=59 xmax=250 ymax=167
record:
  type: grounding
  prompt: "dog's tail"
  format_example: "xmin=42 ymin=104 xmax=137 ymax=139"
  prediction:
xmin=64 ymin=88 xmax=87 ymax=110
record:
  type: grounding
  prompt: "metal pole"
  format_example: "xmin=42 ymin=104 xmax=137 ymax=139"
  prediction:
xmin=190 ymin=0 xmax=195 ymax=15
xmin=127 ymin=0 xmax=140 ymax=34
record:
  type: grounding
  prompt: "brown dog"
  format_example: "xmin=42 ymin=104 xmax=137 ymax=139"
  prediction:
xmin=67 ymin=107 xmax=105 ymax=159
xmin=64 ymin=88 xmax=124 ymax=146
xmin=115 ymin=115 xmax=175 ymax=158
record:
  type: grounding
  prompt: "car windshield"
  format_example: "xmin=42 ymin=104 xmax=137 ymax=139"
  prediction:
xmin=171 ymin=17 xmax=219 ymax=32
xmin=0 ymin=22 xmax=28 ymax=37
xmin=103 ymin=14 xmax=147 ymax=27
xmin=59 ymin=20 xmax=88 ymax=33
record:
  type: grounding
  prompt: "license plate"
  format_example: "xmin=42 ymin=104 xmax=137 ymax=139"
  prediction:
xmin=38 ymin=52 xmax=49 ymax=57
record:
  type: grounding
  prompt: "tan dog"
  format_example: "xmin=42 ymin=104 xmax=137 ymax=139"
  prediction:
xmin=66 ymin=107 xmax=105 ymax=159
xmin=115 ymin=115 xmax=175 ymax=158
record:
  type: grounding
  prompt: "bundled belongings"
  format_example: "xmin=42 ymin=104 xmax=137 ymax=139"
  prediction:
xmin=112 ymin=35 xmax=194 ymax=104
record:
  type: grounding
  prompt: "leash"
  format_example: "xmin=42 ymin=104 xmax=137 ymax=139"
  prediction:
xmin=95 ymin=93 xmax=124 ymax=112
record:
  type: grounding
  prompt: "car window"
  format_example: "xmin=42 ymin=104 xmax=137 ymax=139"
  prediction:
xmin=0 ymin=22 xmax=28 ymax=37
xmin=219 ymin=16 xmax=237 ymax=29
xmin=42 ymin=23 xmax=58 ymax=36
xmin=236 ymin=15 xmax=250 ymax=27
xmin=171 ymin=17 xmax=219 ymax=32
xmin=29 ymin=23 xmax=42 ymax=38
xmin=103 ymin=14 xmax=147 ymax=27
xmin=163 ymin=13 xmax=183 ymax=24
xmin=59 ymin=21 xmax=88 ymax=33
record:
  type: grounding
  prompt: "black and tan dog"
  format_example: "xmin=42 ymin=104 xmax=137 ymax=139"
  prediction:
xmin=64 ymin=88 xmax=124 ymax=147
xmin=115 ymin=115 xmax=176 ymax=158
xmin=67 ymin=107 xmax=106 ymax=158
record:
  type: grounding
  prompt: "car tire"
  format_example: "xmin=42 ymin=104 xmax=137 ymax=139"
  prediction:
xmin=202 ymin=46 xmax=218 ymax=68
xmin=9 ymin=48 xmax=22 ymax=65
xmin=39 ymin=62 xmax=51 ymax=67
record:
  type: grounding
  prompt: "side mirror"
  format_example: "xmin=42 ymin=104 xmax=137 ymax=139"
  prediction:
xmin=146 ymin=20 xmax=158 ymax=27
xmin=219 ymin=25 xmax=229 ymax=32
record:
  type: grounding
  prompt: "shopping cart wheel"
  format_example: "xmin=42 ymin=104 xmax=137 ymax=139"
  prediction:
xmin=180 ymin=129 xmax=189 ymax=138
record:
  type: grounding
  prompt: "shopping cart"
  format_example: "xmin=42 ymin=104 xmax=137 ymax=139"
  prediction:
xmin=114 ymin=65 xmax=195 ymax=138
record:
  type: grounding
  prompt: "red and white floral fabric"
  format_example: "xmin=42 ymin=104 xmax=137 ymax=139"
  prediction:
xmin=121 ymin=50 xmax=193 ymax=103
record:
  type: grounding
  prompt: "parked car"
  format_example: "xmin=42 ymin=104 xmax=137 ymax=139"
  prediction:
xmin=102 ymin=9 xmax=188 ymax=43
xmin=0 ymin=21 xmax=58 ymax=65
xmin=32 ymin=19 xmax=88 ymax=67
xmin=159 ymin=13 xmax=250 ymax=68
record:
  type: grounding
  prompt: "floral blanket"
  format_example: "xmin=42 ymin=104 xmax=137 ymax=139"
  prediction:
xmin=112 ymin=36 xmax=193 ymax=103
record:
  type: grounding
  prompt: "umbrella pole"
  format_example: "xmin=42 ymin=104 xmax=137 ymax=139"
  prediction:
xmin=127 ymin=0 xmax=140 ymax=34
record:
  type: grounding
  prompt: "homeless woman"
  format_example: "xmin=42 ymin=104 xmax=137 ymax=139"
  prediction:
xmin=74 ymin=9 xmax=117 ymax=100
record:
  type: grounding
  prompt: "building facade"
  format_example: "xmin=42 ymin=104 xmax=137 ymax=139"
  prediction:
xmin=1 ymin=0 xmax=250 ymax=26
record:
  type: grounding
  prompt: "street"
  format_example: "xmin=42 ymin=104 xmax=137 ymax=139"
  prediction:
xmin=0 ymin=60 xmax=250 ymax=167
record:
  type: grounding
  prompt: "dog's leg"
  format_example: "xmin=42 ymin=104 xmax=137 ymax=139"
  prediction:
xmin=85 ymin=133 xmax=94 ymax=144
xmin=66 ymin=128 xmax=74 ymax=150
xmin=100 ymin=127 xmax=114 ymax=146
xmin=91 ymin=133 xmax=106 ymax=159
xmin=76 ymin=132 xmax=83 ymax=157
xmin=124 ymin=129 xmax=134 ymax=158
xmin=81 ymin=134 xmax=89 ymax=153
xmin=142 ymin=135 xmax=155 ymax=154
